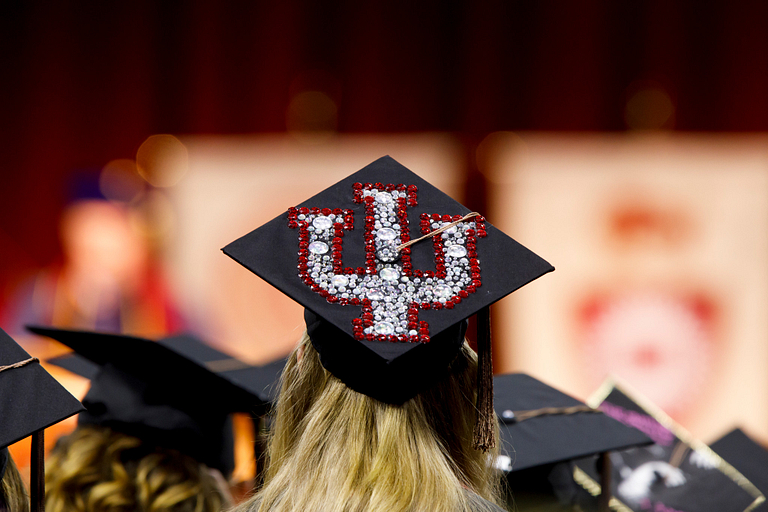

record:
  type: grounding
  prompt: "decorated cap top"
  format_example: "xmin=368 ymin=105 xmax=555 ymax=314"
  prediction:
xmin=223 ymin=156 xmax=554 ymax=404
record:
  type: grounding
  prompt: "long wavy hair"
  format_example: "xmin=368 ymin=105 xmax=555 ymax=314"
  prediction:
xmin=234 ymin=332 xmax=504 ymax=512
xmin=45 ymin=425 xmax=229 ymax=512
xmin=0 ymin=455 xmax=29 ymax=512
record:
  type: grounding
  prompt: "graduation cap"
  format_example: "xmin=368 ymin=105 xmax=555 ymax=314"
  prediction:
xmin=47 ymin=335 xmax=287 ymax=405
xmin=710 ymin=428 xmax=768 ymax=512
xmin=28 ymin=327 xmax=284 ymax=475
xmin=573 ymin=380 xmax=765 ymax=512
xmin=0 ymin=327 xmax=84 ymax=512
xmin=223 ymin=155 xmax=554 ymax=450
xmin=494 ymin=373 xmax=652 ymax=510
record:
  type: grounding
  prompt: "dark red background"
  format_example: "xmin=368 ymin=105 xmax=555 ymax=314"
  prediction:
xmin=2 ymin=1 xmax=768 ymax=299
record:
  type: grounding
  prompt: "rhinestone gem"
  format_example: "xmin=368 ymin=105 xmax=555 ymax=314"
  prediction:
xmin=434 ymin=284 xmax=453 ymax=298
xmin=331 ymin=275 xmax=349 ymax=287
xmin=308 ymin=241 xmax=329 ymax=254
xmin=377 ymin=227 xmax=397 ymax=241
xmin=312 ymin=216 xmax=333 ymax=230
xmin=368 ymin=288 xmax=385 ymax=301
xmin=380 ymin=268 xmax=399 ymax=281
xmin=374 ymin=322 xmax=395 ymax=335
xmin=442 ymin=224 xmax=458 ymax=234
xmin=375 ymin=192 xmax=394 ymax=204
xmin=446 ymin=245 xmax=467 ymax=257
xmin=377 ymin=247 xmax=399 ymax=263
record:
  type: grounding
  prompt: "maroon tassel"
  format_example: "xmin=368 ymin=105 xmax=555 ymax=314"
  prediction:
xmin=473 ymin=306 xmax=495 ymax=452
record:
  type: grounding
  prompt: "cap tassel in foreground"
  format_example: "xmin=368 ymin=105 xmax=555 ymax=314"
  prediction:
xmin=31 ymin=429 xmax=44 ymax=512
xmin=473 ymin=306 xmax=495 ymax=452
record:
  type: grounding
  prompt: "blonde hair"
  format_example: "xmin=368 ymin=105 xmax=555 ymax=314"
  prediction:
xmin=1 ymin=454 xmax=29 ymax=512
xmin=234 ymin=333 xmax=504 ymax=512
xmin=46 ymin=425 xmax=229 ymax=512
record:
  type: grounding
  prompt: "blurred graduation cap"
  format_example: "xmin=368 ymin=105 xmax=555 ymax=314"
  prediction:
xmin=47 ymin=334 xmax=286 ymax=405
xmin=223 ymin=155 xmax=554 ymax=450
xmin=494 ymin=373 xmax=652 ymax=510
xmin=28 ymin=327 xmax=285 ymax=476
xmin=572 ymin=381 xmax=764 ymax=512
xmin=0 ymin=327 xmax=84 ymax=511
xmin=710 ymin=428 xmax=768 ymax=512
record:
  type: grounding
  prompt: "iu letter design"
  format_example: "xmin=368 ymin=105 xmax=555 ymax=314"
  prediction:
xmin=288 ymin=182 xmax=486 ymax=342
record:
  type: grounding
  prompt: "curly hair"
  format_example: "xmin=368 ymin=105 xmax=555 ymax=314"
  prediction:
xmin=0 ymin=454 xmax=29 ymax=512
xmin=45 ymin=426 xmax=229 ymax=512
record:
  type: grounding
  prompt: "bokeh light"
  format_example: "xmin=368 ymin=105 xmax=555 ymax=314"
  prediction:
xmin=136 ymin=134 xmax=189 ymax=188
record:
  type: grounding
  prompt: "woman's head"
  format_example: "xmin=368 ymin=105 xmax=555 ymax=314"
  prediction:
xmin=45 ymin=426 xmax=229 ymax=512
xmin=243 ymin=332 xmax=502 ymax=512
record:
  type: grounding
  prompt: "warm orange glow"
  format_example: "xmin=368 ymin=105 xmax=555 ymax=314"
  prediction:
xmin=136 ymin=134 xmax=189 ymax=187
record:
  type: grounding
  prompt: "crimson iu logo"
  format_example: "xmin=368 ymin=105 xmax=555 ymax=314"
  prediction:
xmin=288 ymin=182 xmax=486 ymax=343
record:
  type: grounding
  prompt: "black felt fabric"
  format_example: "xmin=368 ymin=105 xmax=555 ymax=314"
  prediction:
xmin=494 ymin=373 xmax=651 ymax=472
xmin=0 ymin=447 xmax=7 ymax=480
xmin=29 ymin=327 xmax=282 ymax=474
xmin=710 ymin=428 xmax=768 ymax=512
xmin=81 ymin=363 xmax=235 ymax=473
xmin=157 ymin=335 xmax=287 ymax=404
xmin=0 ymin=327 xmax=84 ymax=453
xmin=223 ymin=156 xmax=554 ymax=403
xmin=307 ymin=310 xmax=466 ymax=404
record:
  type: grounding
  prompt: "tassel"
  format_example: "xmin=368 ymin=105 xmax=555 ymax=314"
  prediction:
xmin=473 ymin=306 xmax=496 ymax=452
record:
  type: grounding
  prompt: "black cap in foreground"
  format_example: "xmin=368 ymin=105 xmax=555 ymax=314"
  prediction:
xmin=710 ymin=428 xmax=768 ymax=512
xmin=0 ymin=326 xmax=84 ymax=491
xmin=494 ymin=373 xmax=652 ymax=473
xmin=28 ymin=327 xmax=283 ymax=474
xmin=223 ymin=156 xmax=554 ymax=406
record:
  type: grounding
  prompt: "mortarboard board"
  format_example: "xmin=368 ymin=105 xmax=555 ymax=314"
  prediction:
xmin=710 ymin=428 xmax=768 ymax=512
xmin=495 ymin=373 xmax=652 ymax=473
xmin=0 ymin=327 xmax=84 ymax=510
xmin=223 ymin=156 xmax=554 ymax=448
xmin=27 ymin=327 xmax=283 ymax=475
xmin=494 ymin=373 xmax=652 ymax=510
xmin=47 ymin=335 xmax=287 ymax=405
xmin=573 ymin=379 xmax=765 ymax=512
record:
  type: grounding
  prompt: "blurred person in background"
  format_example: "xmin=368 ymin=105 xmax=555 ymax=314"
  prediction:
xmin=30 ymin=326 xmax=285 ymax=512
xmin=1 ymin=169 xmax=186 ymax=480
xmin=2 ymin=170 xmax=185 ymax=341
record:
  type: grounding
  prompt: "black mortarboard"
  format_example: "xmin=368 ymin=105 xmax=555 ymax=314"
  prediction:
xmin=495 ymin=373 xmax=652 ymax=473
xmin=223 ymin=156 xmax=553 ymax=411
xmin=0 ymin=327 xmax=84 ymax=509
xmin=28 ymin=327 xmax=282 ymax=475
xmin=710 ymin=428 xmax=768 ymax=512
xmin=494 ymin=373 xmax=652 ymax=510
xmin=573 ymin=381 xmax=765 ymax=512
xmin=47 ymin=335 xmax=287 ymax=405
